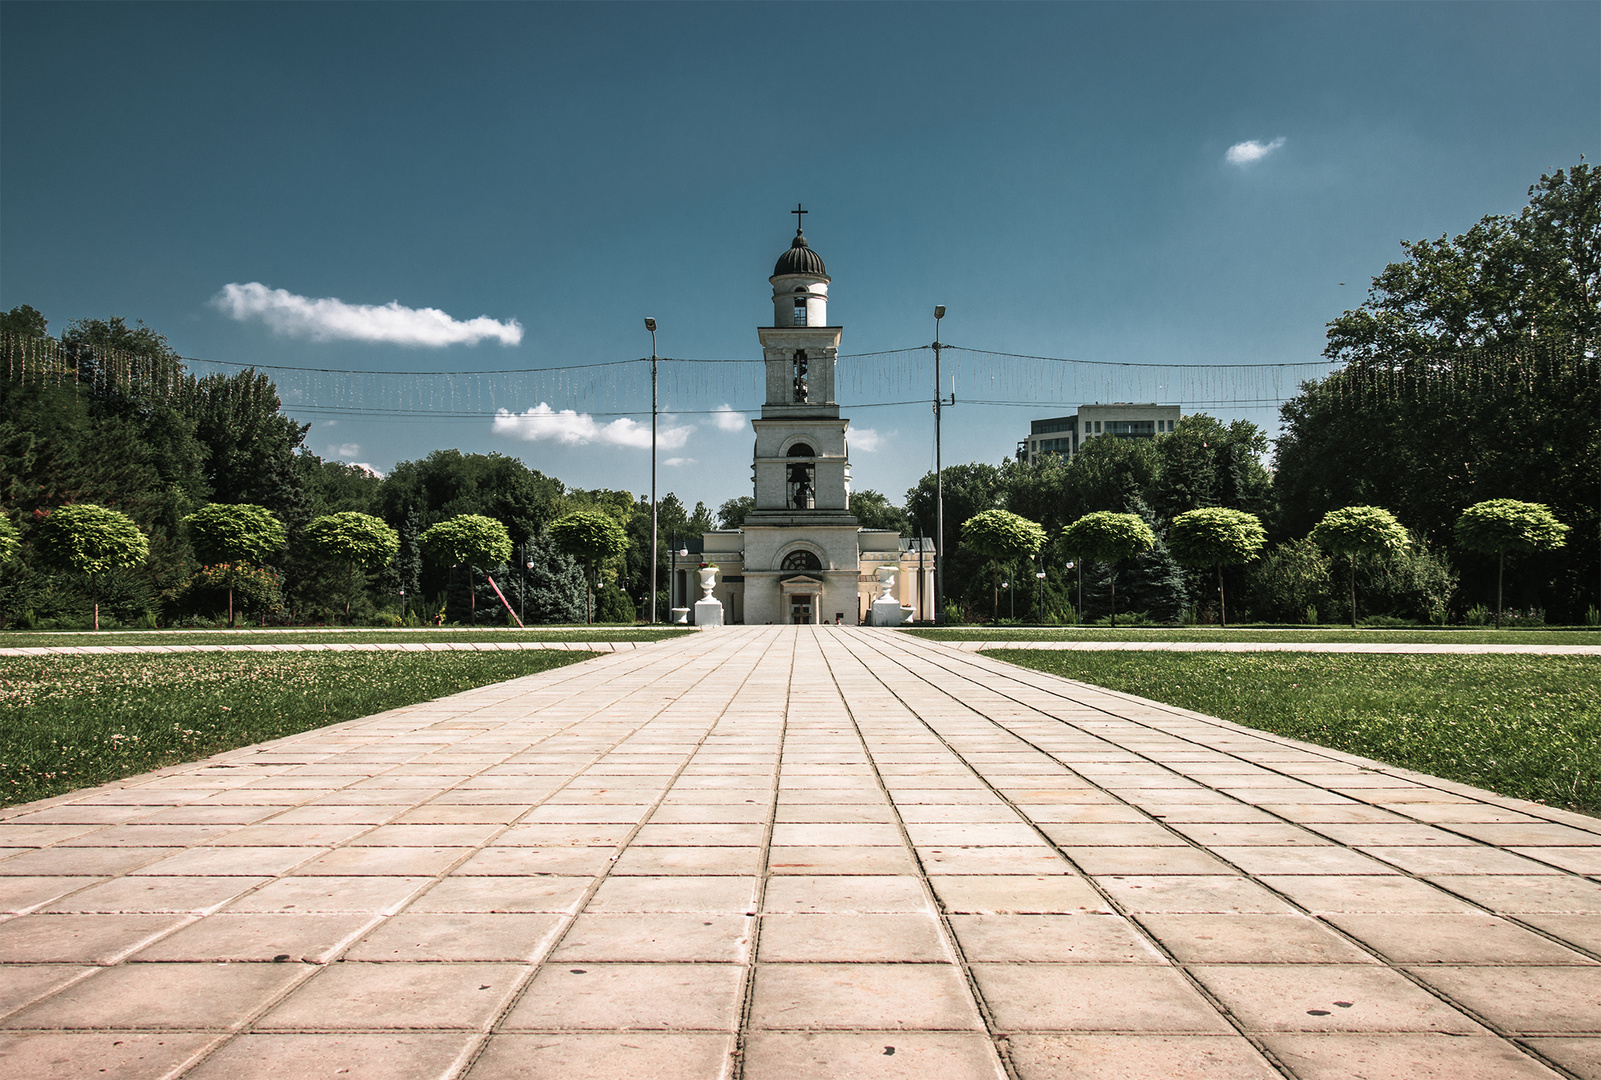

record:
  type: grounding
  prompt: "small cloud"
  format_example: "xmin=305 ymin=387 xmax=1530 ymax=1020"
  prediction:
xmin=317 ymin=420 xmax=339 ymax=428
xmin=664 ymin=457 xmax=697 ymax=467
xmin=492 ymin=404 xmax=693 ymax=449
xmin=213 ymin=282 xmax=523 ymax=346
xmin=349 ymin=462 xmax=385 ymax=479
xmin=1225 ymin=137 xmax=1286 ymax=166
xmin=712 ymin=404 xmax=748 ymax=432
xmin=851 ymin=427 xmax=886 ymax=451
xmin=327 ymin=442 xmax=362 ymax=459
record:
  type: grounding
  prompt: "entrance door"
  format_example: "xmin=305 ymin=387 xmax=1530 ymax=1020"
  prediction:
xmin=790 ymin=596 xmax=813 ymax=624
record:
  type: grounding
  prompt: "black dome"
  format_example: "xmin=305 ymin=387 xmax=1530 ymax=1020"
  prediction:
xmin=773 ymin=232 xmax=827 ymax=278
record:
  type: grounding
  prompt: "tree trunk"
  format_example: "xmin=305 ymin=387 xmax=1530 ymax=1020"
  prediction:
xmin=1110 ymin=564 xmax=1117 ymax=629
xmin=1496 ymin=552 xmax=1505 ymax=629
xmin=1349 ymin=560 xmax=1357 ymax=629
xmin=228 ymin=587 xmax=235 ymax=628
xmin=1217 ymin=563 xmax=1226 ymax=629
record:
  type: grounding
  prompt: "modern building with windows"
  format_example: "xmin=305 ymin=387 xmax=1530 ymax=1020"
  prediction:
xmin=1017 ymin=402 xmax=1182 ymax=464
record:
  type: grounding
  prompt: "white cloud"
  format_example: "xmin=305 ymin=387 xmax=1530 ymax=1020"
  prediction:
xmin=492 ymin=404 xmax=693 ymax=449
xmin=664 ymin=457 xmax=697 ymax=467
xmin=326 ymin=442 xmax=362 ymax=459
xmin=349 ymin=463 xmax=385 ymax=479
xmin=213 ymin=282 xmax=523 ymax=346
xmin=712 ymin=404 xmax=748 ymax=432
xmin=1225 ymin=137 xmax=1286 ymax=166
xmin=851 ymin=427 xmax=886 ymax=451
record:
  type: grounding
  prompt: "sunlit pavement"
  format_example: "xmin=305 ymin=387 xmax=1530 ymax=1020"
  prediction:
xmin=0 ymin=626 xmax=1596 ymax=1079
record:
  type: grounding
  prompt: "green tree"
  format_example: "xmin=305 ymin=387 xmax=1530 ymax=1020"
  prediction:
xmin=184 ymin=503 xmax=288 ymax=626
xmin=717 ymin=496 xmax=755 ymax=530
xmin=34 ymin=503 xmax=149 ymax=629
xmin=1060 ymin=511 xmax=1156 ymax=627
xmin=850 ymin=490 xmax=910 ymax=534
xmin=1454 ymin=499 xmax=1570 ymax=627
xmin=961 ymin=509 xmax=1047 ymax=620
xmin=1167 ymin=508 xmax=1268 ymax=628
xmin=1310 ymin=506 xmax=1411 ymax=628
xmin=1326 ymin=162 xmax=1600 ymax=362
xmin=549 ymin=510 xmax=629 ymax=624
xmin=304 ymin=512 xmax=401 ymax=618
xmin=419 ymin=514 xmax=512 ymax=623
xmin=1247 ymin=537 xmax=1334 ymax=623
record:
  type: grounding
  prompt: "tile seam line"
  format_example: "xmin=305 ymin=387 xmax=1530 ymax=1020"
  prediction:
xmin=813 ymin=628 xmax=1018 ymax=1080
xmin=163 ymin=628 xmax=768 ymax=1079
xmin=447 ymin=626 xmax=785 ymax=1080
xmin=906 ymin=632 xmax=1601 ymax=838
xmin=0 ymin=645 xmax=638 ymax=820
xmin=830 ymin=629 xmax=1301 ymax=1079
xmin=2 ymin=638 xmax=746 ymax=1067
xmin=847 ymin=632 xmax=1593 ymax=1078
xmin=726 ymin=628 xmax=796 ymax=1080
xmin=879 ymin=636 xmax=1601 ymax=968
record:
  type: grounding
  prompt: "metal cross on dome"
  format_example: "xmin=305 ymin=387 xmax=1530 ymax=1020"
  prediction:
xmin=792 ymin=203 xmax=807 ymax=232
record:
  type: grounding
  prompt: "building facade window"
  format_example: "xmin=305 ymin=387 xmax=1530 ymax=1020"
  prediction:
xmin=781 ymin=549 xmax=823 ymax=572
xmin=792 ymin=350 xmax=809 ymax=402
xmin=793 ymin=297 xmax=807 ymax=327
xmin=786 ymin=442 xmax=815 ymax=509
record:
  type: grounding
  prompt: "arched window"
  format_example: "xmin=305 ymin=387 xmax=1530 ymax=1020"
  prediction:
xmin=781 ymin=549 xmax=823 ymax=572
xmin=793 ymin=295 xmax=807 ymax=327
xmin=792 ymin=350 xmax=808 ymax=402
xmin=786 ymin=445 xmax=815 ymax=509
xmin=787 ymin=443 xmax=815 ymax=457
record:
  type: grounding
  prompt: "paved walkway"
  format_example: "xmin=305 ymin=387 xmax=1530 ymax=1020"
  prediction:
xmin=1 ymin=627 xmax=1598 ymax=1080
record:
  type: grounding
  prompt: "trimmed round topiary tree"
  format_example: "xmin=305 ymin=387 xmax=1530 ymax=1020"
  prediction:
xmin=1310 ymin=505 xmax=1410 ymax=628
xmin=34 ymin=503 xmax=149 ymax=629
xmin=1454 ymin=499 xmax=1569 ymax=628
xmin=304 ymin=512 xmax=401 ymax=618
xmin=549 ymin=511 xmax=629 ymax=625
xmin=184 ymin=503 xmax=287 ymax=626
xmin=1167 ymin=507 xmax=1268 ymax=628
xmin=961 ymin=509 xmax=1048 ymax=621
xmin=1061 ymin=511 xmax=1157 ymax=628
xmin=419 ymin=514 xmax=512 ymax=622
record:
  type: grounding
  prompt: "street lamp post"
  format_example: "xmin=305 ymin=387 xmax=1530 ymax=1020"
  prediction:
xmin=645 ymin=317 xmax=658 ymax=625
xmin=933 ymin=305 xmax=946 ymax=625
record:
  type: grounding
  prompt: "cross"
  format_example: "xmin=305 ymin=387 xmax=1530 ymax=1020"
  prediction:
xmin=792 ymin=203 xmax=807 ymax=232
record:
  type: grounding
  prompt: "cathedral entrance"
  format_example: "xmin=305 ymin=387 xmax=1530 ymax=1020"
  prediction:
xmin=790 ymin=596 xmax=813 ymax=624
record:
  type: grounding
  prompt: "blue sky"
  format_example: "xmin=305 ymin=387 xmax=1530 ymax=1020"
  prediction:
xmin=3 ymin=2 xmax=1596 ymax=513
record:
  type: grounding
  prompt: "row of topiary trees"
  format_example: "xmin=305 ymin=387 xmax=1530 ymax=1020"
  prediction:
xmin=1 ymin=501 xmax=637 ymax=628
xmin=963 ymin=498 xmax=1569 ymax=629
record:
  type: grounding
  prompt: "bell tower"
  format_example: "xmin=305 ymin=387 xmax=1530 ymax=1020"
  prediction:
xmin=749 ymin=206 xmax=854 ymax=520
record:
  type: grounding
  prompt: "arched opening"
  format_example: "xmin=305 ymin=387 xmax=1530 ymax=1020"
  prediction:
xmin=786 ymin=444 xmax=815 ymax=510
xmin=781 ymin=549 xmax=823 ymax=572
xmin=792 ymin=350 xmax=808 ymax=402
xmin=792 ymin=288 xmax=807 ymax=328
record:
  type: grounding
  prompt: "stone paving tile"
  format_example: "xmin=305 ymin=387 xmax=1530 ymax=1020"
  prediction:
xmin=3 ymin=627 xmax=1597 ymax=1078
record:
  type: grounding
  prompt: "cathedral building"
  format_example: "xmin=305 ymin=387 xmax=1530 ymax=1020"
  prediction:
xmin=693 ymin=217 xmax=935 ymax=624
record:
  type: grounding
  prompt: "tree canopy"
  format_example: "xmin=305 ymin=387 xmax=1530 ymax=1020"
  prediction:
xmin=184 ymin=503 xmax=286 ymax=566
xmin=418 ymin=514 xmax=511 ymax=570
xmin=0 ymin=518 xmax=18 ymax=564
xmin=35 ymin=504 xmax=149 ymax=577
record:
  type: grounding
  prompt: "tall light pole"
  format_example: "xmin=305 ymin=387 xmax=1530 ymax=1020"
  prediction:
xmin=645 ymin=317 xmax=658 ymax=625
xmin=933 ymin=305 xmax=946 ymax=625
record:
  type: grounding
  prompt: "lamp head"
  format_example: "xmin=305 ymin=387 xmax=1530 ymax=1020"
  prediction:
xmin=933 ymin=305 xmax=945 ymax=320
xmin=644 ymin=317 xmax=657 ymax=332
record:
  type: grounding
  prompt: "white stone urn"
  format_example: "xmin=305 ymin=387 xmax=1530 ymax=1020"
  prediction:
xmin=698 ymin=565 xmax=719 ymax=600
xmin=875 ymin=564 xmax=897 ymax=601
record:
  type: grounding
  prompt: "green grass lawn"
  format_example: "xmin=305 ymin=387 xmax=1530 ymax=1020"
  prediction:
xmin=985 ymin=649 xmax=1601 ymax=815
xmin=0 ymin=649 xmax=596 ymax=807
xmin=910 ymin=626 xmax=1601 ymax=645
xmin=0 ymin=626 xmax=693 ymax=649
